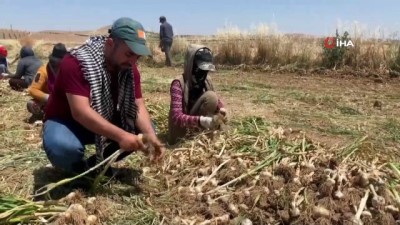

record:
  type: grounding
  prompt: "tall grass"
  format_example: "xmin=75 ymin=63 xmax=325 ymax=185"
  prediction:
xmin=146 ymin=22 xmax=399 ymax=72
xmin=0 ymin=38 xmax=49 ymax=61
xmin=212 ymin=24 xmax=321 ymax=68
xmin=339 ymin=25 xmax=395 ymax=71
xmin=170 ymin=36 xmax=190 ymax=64
xmin=213 ymin=26 xmax=252 ymax=65
xmin=389 ymin=44 xmax=400 ymax=71
xmin=145 ymin=36 xmax=190 ymax=66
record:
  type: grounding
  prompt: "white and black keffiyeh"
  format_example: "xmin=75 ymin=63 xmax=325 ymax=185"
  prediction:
xmin=70 ymin=36 xmax=137 ymax=163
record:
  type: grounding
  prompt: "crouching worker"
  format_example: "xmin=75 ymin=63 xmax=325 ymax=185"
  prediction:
xmin=0 ymin=46 xmax=42 ymax=91
xmin=42 ymin=17 xmax=165 ymax=177
xmin=27 ymin=43 xmax=67 ymax=118
xmin=168 ymin=44 xmax=227 ymax=145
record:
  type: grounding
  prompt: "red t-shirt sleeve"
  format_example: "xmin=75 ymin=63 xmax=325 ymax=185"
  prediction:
xmin=60 ymin=54 xmax=90 ymax=97
xmin=132 ymin=64 xmax=142 ymax=99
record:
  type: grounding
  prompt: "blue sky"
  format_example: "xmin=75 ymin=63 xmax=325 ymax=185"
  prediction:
xmin=0 ymin=0 xmax=399 ymax=37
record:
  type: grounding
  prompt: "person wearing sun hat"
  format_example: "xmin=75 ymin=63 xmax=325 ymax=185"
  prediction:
xmin=26 ymin=43 xmax=67 ymax=119
xmin=168 ymin=44 xmax=227 ymax=145
xmin=42 ymin=17 xmax=164 ymax=177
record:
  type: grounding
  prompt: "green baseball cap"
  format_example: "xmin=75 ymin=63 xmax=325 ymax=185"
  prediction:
xmin=109 ymin=17 xmax=151 ymax=56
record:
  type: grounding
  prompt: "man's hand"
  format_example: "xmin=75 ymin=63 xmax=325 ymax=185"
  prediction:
xmin=145 ymin=134 xmax=165 ymax=162
xmin=117 ymin=132 xmax=146 ymax=153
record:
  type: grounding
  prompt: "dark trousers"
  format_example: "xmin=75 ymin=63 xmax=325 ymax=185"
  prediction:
xmin=162 ymin=40 xmax=173 ymax=66
xmin=9 ymin=78 xmax=28 ymax=91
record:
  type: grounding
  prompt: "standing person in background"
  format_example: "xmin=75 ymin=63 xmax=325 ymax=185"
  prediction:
xmin=159 ymin=16 xmax=174 ymax=67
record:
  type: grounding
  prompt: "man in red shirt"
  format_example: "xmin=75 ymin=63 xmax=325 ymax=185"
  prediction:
xmin=43 ymin=17 xmax=164 ymax=175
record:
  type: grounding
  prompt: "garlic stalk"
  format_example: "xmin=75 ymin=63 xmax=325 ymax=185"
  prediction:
xmin=369 ymin=184 xmax=385 ymax=208
xmin=290 ymin=187 xmax=305 ymax=218
xmin=199 ymin=159 xmax=230 ymax=189
xmin=353 ymin=189 xmax=370 ymax=225
xmin=334 ymin=174 xmax=345 ymax=199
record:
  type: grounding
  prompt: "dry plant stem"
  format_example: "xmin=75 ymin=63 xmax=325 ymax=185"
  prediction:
xmin=162 ymin=155 xmax=173 ymax=172
xmin=91 ymin=150 xmax=122 ymax=192
xmin=390 ymin=187 xmax=400 ymax=207
xmin=291 ymin=187 xmax=305 ymax=217
xmin=200 ymin=159 xmax=230 ymax=188
xmin=293 ymin=167 xmax=301 ymax=185
xmin=341 ymin=135 xmax=368 ymax=163
xmin=354 ymin=189 xmax=370 ymax=224
xmin=369 ymin=184 xmax=385 ymax=207
xmin=389 ymin=163 xmax=400 ymax=179
xmin=159 ymin=217 xmax=166 ymax=225
xmin=218 ymin=141 xmax=227 ymax=157
xmin=32 ymin=150 xmax=122 ymax=197
xmin=206 ymin=153 xmax=279 ymax=194
xmin=301 ymin=135 xmax=306 ymax=152
xmin=253 ymin=136 xmax=260 ymax=148
xmin=252 ymin=118 xmax=260 ymax=132
xmin=189 ymin=142 xmax=195 ymax=159
xmin=293 ymin=187 xmax=305 ymax=205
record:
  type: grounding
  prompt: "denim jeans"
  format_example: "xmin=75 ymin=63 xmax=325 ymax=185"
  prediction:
xmin=42 ymin=119 xmax=96 ymax=174
xmin=43 ymin=119 xmax=157 ymax=174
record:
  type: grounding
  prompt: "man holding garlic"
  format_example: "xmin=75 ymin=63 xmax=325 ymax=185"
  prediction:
xmin=42 ymin=17 xmax=165 ymax=177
